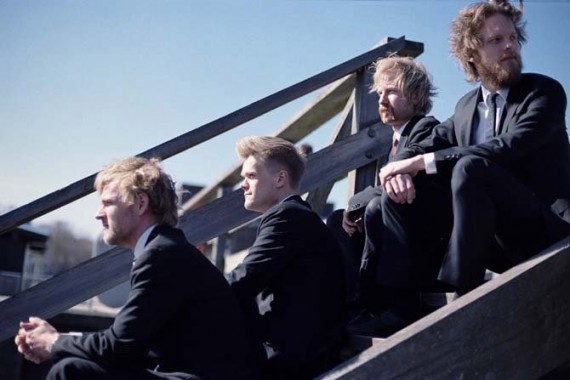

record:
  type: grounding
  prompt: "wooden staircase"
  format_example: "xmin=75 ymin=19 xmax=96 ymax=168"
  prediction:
xmin=1 ymin=35 xmax=569 ymax=379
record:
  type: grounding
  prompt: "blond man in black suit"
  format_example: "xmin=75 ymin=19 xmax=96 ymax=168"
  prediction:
xmin=16 ymin=157 xmax=257 ymax=380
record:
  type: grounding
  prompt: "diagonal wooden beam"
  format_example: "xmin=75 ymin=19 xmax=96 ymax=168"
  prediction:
xmin=0 ymin=37 xmax=423 ymax=235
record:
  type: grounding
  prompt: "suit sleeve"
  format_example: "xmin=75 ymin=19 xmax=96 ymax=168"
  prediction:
xmin=399 ymin=77 xmax=567 ymax=172
xmin=228 ymin=208 xmax=298 ymax=299
xmin=51 ymin=247 xmax=187 ymax=367
xmin=406 ymin=116 xmax=440 ymax=146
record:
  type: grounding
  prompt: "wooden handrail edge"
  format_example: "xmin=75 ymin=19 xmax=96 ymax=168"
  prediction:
xmin=0 ymin=36 xmax=415 ymax=235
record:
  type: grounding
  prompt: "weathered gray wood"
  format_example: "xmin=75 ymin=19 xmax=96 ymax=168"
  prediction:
xmin=306 ymin=93 xmax=355 ymax=212
xmin=0 ymin=124 xmax=387 ymax=343
xmin=319 ymin=236 xmax=570 ymax=380
xmin=347 ymin=335 xmax=385 ymax=353
xmin=0 ymin=245 xmax=131 ymax=342
xmin=0 ymin=37 xmax=421 ymax=236
xmin=349 ymin=66 xmax=387 ymax=195
xmin=212 ymin=186 xmax=232 ymax=271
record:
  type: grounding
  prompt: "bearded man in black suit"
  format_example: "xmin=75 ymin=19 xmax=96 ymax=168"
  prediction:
xmin=380 ymin=0 xmax=570 ymax=296
xmin=326 ymin=56 xmax=451 ymax=337
xmin=228 ymin=136 xmax=346 ymax=380
xmin=16 ymin=157 xmax=257 ymax=380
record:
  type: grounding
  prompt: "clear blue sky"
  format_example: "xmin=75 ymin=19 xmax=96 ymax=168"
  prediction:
xmin=1 ymin=0 xmax=569 ymax=239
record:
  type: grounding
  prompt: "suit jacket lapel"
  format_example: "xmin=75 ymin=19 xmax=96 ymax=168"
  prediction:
xmin=397 ymin=114 xmax=420 ymax=152
xmin=500 ymin=86 xmax=521 ymax=135
xmin=398 ymin=135 xmax=408 ymax=152
xmin=459 ymin=88 xmax=481 ymax=146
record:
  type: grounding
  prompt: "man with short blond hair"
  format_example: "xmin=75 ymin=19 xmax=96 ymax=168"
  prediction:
xmin=229 ymin=136 xmax=346 ymax=380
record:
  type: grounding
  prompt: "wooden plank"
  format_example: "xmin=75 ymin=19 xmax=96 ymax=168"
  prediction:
xmin=319 ymin=236 xmax=570 ymax=380
xmin=305 ymin=93 xmax=355 ymax=212
xmin=0 ymin=123 xmax=388 ymax=343
xmin=346 ymin=335 xmax=385 ymax=352
xmin=349 ymin=67 xmax=387 ymax=195
xmin=0 ymin=37 xmax=418 ymax=236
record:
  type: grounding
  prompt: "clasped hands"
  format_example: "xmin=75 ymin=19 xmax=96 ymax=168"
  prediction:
xmin=379 ymin=156 xmax=425 ymax=204
xmin=14 ymin=317 xmax=59 ymax=364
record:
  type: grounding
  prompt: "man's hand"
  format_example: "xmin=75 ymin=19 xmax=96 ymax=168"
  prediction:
xmin=379 ymin=155 xmax=425 ymax=186
xmin=342 ymin=210 xmax=364 ymax=236
xmin=15 ymin=317 xmax=59 ymax=364
xmin=383 ymin=174 xmax=416 ymax=204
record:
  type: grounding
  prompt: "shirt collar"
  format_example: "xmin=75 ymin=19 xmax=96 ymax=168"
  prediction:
xmin=392 ymin=119 xmax=410 ymax=140
xmin=133 ymin=224 xmax=157 ymax=261
xmin=481 ymin=86 xmax=509 ymax=105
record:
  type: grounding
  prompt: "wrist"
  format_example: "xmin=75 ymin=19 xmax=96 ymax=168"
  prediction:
xmin=47 ymin=333 xmax=60 ymax=354
xmin=413 ymin=155 xmax=426 ymax=171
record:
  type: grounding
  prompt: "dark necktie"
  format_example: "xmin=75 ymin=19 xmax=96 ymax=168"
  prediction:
xmin=485 ymin=93 xmax=498 ymax=141
xmin=389 ymin=134 xmax=399 ymax=158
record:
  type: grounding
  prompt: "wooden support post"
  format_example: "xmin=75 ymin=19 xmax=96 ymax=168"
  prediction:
xmin=211 ymin=186 xmax=232 ymax=271
xmin=348 ymin=66 xmax=390 ymax=196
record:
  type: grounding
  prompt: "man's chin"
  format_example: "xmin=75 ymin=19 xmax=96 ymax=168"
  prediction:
xmin=102 ymin=233 xmax=117 ymax=247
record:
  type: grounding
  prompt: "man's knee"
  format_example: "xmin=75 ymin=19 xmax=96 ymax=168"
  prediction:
xmin=47 ymin=357 xmax=101 ymax=380
xmin=451 ymin=156 xmax=489 ymax=192
xmin=326 ymin=209 xmax=344 ymax=231
xmin=364 ymin=196 xmax=382 ymax=223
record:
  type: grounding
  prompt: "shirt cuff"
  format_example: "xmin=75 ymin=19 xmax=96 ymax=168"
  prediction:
xmin=423 ymin=153 xmax=437 ymax=174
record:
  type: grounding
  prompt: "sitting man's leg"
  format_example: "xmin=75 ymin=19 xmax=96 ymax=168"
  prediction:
xmin=440 ymin=156 xmax=570 ymax=294
xmin=349 ymin=175 xmax=452 ymax=336
xmin=326 ymin=209 xmax=365 ymax=305
xmin=48 ymin=357 xmax=201 ymax=380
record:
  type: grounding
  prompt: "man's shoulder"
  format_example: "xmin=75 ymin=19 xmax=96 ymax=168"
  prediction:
xmin=261 ymin=196 xmax=322 ymax=227
xmin=521 ymin=72 xmax=559 ymax=85
xmin=265 ymin=195 xmax=312 ymax=215
xmin=516 ymin=73 xmax=564 ymax=94
xmin=410 ymin=115 xmax=439 ymax=130
xmin=142 ymin=225 xmax=201 ymax=260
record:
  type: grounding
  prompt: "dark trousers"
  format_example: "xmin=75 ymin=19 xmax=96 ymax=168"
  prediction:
xmin=326 ymin=209 xmax=365 ymax=304
xmin=367 ymin=174 xmax=452 ymax=296
xmin=439 ymin=156 xmax=570 ymax=291
xmin=47 ymin=357 xmax=200 ymax=380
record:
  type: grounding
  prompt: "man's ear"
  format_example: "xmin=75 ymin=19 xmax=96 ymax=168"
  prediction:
xmin=275 ymin=170 xmax=289 ymax=189
xmin=135 ymin=192 xmax=150 ymax=215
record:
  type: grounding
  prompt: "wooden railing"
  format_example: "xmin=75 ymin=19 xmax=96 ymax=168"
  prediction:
xmin=0 ymin=36 xmax=423 ymax=342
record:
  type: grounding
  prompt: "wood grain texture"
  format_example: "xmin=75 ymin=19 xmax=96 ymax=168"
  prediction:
xmin=319 ymin=237 xmax=570 ymax=380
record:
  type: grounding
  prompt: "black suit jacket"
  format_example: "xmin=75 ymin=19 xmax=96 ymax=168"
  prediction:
xmin=52 ymin=225 xmax=255 ymax=380
xmin=348 ymin=114 xmax=440 ymax=216
xmin=228 ymin=196 xmax=346 ymax=371
xmin=398 ymin=73 xmax=570 ymax=225
xmin=393 ymin=114 xmax=439 ymax=160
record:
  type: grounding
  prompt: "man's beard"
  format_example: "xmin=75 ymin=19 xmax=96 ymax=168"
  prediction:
xmin=478 ymin=54 xmax=523 ymax=89
xmin=379 ymin=107 xmax=395 ymax=125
